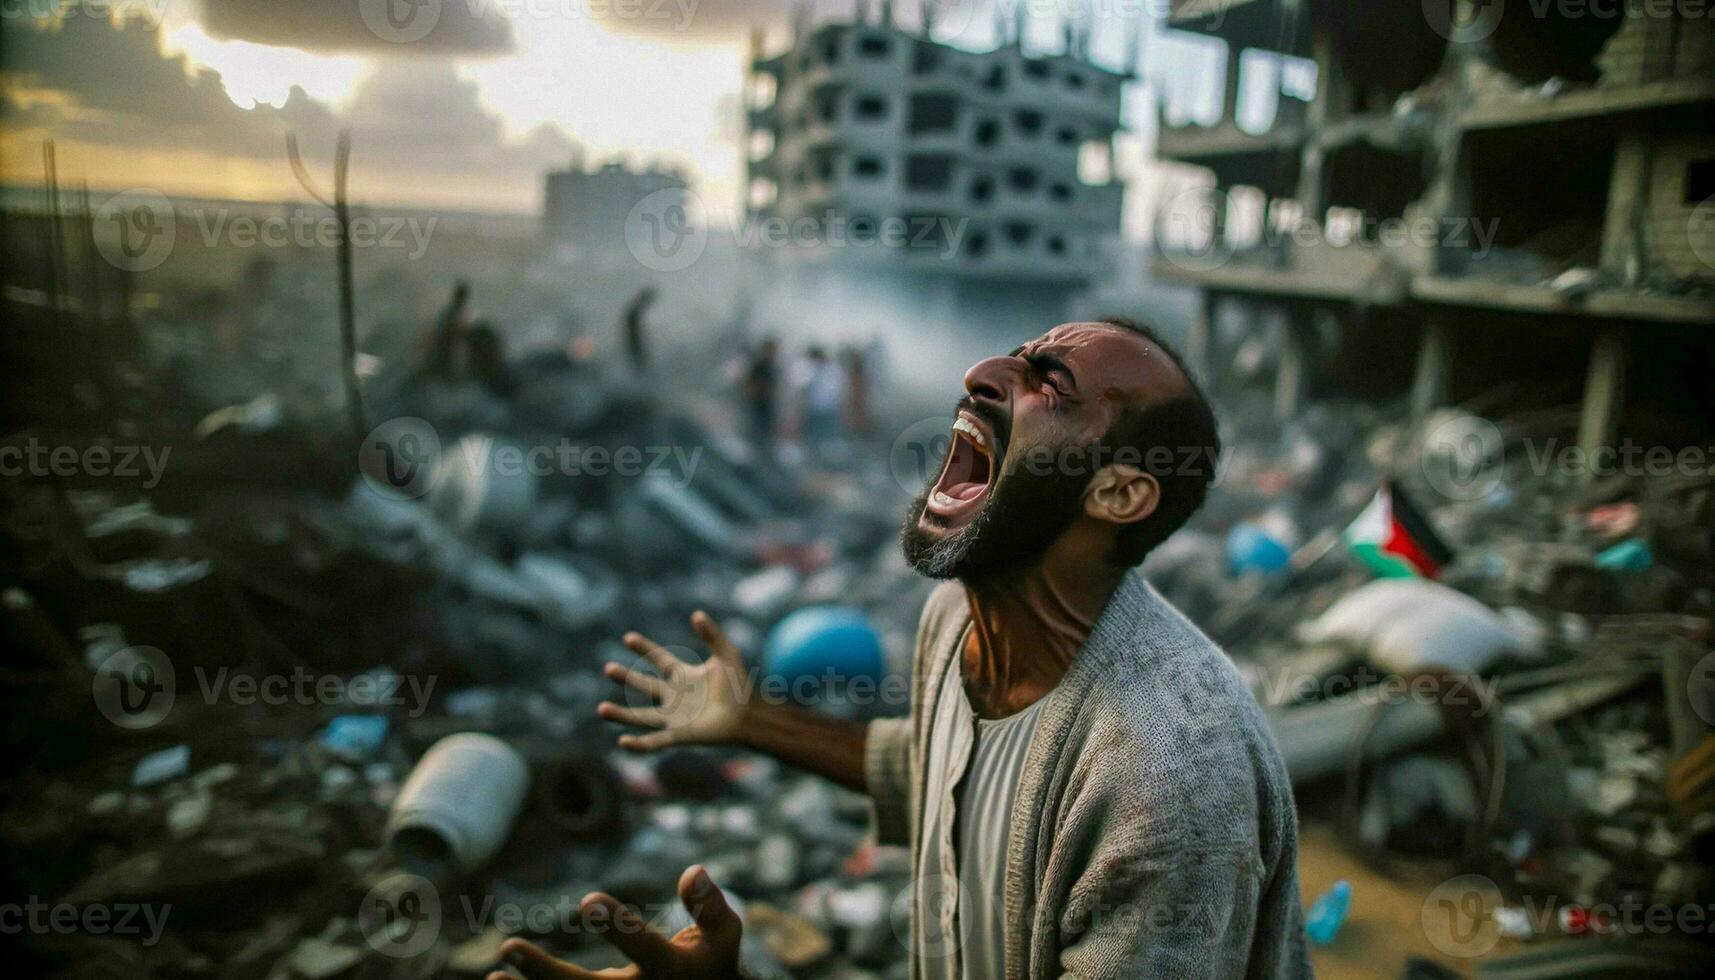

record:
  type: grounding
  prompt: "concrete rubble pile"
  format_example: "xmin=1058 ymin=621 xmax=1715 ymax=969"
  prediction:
xmin=4 ymin=358 xmax=1711 ymax=975
xmin=1147 ymin=387 xmax=1715 ymax=959
xmin=2 ymin=351 xmax=936 ymax=978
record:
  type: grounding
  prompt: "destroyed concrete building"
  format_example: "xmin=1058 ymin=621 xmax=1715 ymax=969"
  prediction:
xmin=1153 ymin=0 xmax=1714 ymax=451
xmin=743 ymin=5 xmax=1130 ymax=327
xmin=543 ymin=158 xmax=689 ymax=251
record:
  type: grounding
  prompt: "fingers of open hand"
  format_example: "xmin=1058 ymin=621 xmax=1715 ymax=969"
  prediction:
xmin=616 ymin=729 xmax=677 ymax=753
xmin=690 ymin=611 xmax=741 ymax=666
xmin=603 ymin=662 xmax=667 ymax=700
xmin=677 ymin=865 xmax=741 ymax=949
xmin=596 ymin=703 xmax=664 ymax=729
xmin=622 ymin=632 xmax=688 ymax=676
xmin=492 ymin=938 xmax=603 ymax=980
xmin=581 ymin=894 xmax=673 ymax=975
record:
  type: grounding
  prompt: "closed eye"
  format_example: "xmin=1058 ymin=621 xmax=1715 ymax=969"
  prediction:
xmin=1024 ymin=352 xmax=1075 ymax=393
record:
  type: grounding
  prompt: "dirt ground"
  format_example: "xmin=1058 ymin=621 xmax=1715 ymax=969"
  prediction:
xmin=1298 ymin=820 xmax=1518 ymax=979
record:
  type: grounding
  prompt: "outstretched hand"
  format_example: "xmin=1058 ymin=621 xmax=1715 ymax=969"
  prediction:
xmin=597 ymin=612 xmax=752 ymax=753
xmin=489 ymin=865 xmax=741 ymax=980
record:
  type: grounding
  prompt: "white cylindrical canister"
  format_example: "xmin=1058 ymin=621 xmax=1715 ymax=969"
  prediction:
xmin=385 ymin=732 xmax=530 ymax=877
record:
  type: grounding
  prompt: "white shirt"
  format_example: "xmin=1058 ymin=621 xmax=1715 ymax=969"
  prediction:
xmin=915 ymin=646 xmax=1051 ymax=979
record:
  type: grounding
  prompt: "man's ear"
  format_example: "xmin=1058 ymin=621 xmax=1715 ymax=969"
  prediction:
xmin=1084 ymin=464 xmax=1160 ymax=527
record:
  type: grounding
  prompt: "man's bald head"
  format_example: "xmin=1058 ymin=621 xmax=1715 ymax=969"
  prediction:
xmin=1048 ymin=319 xmax=1196 ymax=407
xmin=1083 ymin=316 xmax=1221 ymax=566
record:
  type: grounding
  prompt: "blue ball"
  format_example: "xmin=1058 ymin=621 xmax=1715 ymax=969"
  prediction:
xmin=1226 ymin=522 xmax=1291 ymax=576
xmin=763 ymin=606 xmax=884 ymax=689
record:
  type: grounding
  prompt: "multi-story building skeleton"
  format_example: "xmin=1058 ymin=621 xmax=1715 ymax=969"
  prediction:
xmin=1153 ymin=0 xmax=1713 ymax=457
xmin=743 ymin=4 xmax=1132 ymax=327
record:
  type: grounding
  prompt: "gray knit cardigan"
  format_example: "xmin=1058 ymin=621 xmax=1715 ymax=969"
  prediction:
xmin=864 ymin=573 xmax=1313 ymax=979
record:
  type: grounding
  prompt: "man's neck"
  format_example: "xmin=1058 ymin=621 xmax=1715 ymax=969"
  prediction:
xmin=959 ymin=539 xmax=1126 ymax=718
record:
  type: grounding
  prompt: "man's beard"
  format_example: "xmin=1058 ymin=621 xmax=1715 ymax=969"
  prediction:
xmin=899 ymin=443 xmax=1092 ymax=586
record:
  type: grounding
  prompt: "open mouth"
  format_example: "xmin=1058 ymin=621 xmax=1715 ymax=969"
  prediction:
xmin=925 ymin=413 xmax=996 ymax=525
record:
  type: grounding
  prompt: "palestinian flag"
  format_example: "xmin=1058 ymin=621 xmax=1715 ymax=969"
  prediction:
xmin=1345 ymin=481 xmax=1454 ymax=578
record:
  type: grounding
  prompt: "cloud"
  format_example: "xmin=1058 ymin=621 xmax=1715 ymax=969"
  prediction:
xmin=587 ymin=0 xmax=791 ymax=42
xmin=339 ymin=61 xmax=576 ymax=188
xmin=589 ymin=1 xmax=1051 ymax=56
xmin=2 ymin=11 xmax=572 ymax=209
xmin=2 ymin=12 xmax=336 ymax=155
xmin=198 ymin=0 xmax=513 ymax=56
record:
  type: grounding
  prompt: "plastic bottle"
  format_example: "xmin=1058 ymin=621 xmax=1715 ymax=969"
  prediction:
xmin=1305 ymin=880 xmax=1351 ymax=946
xmin=385 ymin=733 xmax=530 ymax=878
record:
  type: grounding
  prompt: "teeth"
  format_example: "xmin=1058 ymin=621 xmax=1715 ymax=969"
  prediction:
xmin=952 ymin=416 xmax=987 ymax=450
xmin=932 ymin=491 xmax=956 ymax=508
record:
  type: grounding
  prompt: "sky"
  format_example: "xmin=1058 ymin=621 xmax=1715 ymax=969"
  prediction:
xmin=1 ymin=1 xmax=1306 ymax=232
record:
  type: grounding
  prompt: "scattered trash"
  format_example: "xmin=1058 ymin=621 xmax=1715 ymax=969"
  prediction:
xmin=1227 ymin=520 xmax=1293 ymax=576
xmin=132 ymin=745 xmax=191 ymax=788
xmin=1304 ymin=880 xmax=1351 ymax=946
xmin=1299 ymin=578 xmax=1541 ymax=674
xmin=733 ymin=565 xmax=802 ymax=619
xmin=746 ymin=901 xmax=832 ymax=969
xmin=386 ymin=733 xmax=531 ymax=878
xmin=6 ymin=280 xmax=1709 ymax=980
xmin=319 ymin=715 xmax=389 ymax=761
xmin=1593 ymin=537 xmax=1652 ymax=571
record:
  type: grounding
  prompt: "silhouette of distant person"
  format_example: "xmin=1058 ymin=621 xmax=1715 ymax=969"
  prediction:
xmin=741 ymin=337 xmax=779 ymax=444
xmin=622 ymin=287 xmax=656 ymax=374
